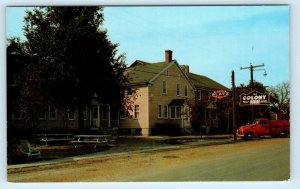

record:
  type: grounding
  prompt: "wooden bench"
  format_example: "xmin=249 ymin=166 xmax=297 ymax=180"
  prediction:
xmin=37 ymin=134 xmax=74 ymax=145
xmin=70 ymin=135 xmax=114 ymax=148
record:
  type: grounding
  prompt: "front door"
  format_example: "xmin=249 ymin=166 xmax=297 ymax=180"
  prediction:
xmin=182 ymin=104 xmax=191 ymax=128
xmin=92 ymin=105 xmax=100 ymax=128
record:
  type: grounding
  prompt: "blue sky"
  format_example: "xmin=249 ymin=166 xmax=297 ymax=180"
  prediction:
xmin=6 ymin=6 xmax=290 ymax=88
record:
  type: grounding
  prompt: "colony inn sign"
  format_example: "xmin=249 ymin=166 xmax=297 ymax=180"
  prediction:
xmin=240 ymin=90 xmax=270 ymax=106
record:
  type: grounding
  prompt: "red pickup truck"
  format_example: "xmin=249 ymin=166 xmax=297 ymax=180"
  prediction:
xmin=236 ymin=118 xmax=290 ymax=140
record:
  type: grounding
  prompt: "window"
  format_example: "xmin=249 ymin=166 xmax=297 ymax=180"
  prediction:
xmin=162 ymin=80 xmax=167 ymax=94
xmin=134 ymin=105 xmax=140 ymax=119
xmin=170 ymin=107 xmax=176 ymax=119
xmin=163 ymin=106 xmax=168 ymax=118
xmin=101 ymin=106 xmax=108 ymax=120
xmin=260 ymin=120 xmax=267 ymax=125
xmin=166 ymin=70 xmax=169 ymax=76
xmin=158 ymin=105 xmax=162 ymax=118
xmin=176 ymin=107 xmax=182 ymax=118
xmin=67 ymin=107 xmax=75 ymax=120
xmin=38 ymin=105 xmax=46 ymax=120
xmin=198 ymin=90 xmax=202 ymax=100
xmin=83 ymin=106 xmax=87 ymax=120
xmin=49 ymin=105 xmax=57 ymax=120
xmin=92 ymin=106 xmax=98 ymax=119
xmin=185 ymin=85 xmax=188 ymax=97
xmin=176 ymin=84 xmax=180 ymax=96
xmin=170 ymin=106 xmax=182 ymax=119
xmin=158 ymin=105 xmax=168 ymax=119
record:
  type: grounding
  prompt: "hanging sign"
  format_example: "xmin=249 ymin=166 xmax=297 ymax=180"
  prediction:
xmin=240 ymin=90 xmax=270 ymax=106
xmin=212 ymin=90 xmax=229 ymax=99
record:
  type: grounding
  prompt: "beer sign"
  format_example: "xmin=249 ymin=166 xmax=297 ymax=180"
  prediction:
xmin=212 ymin=90 xmax=229 ymax=100
xmin=240 ymin=90 xmax=270 ymax=106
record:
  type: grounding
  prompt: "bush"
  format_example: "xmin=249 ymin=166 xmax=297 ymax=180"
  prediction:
xmin=152 ymin=123 xmax=181 ymax=136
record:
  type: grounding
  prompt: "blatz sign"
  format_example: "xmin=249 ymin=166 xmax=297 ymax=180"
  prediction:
xmin=212 ymin=90 xmax=229 ymax=100
xmin=240 ymin=90 xmax=270 ymax=106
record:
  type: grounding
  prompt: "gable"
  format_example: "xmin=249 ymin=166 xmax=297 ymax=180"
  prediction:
xmin=149 ymin=61 xmax=195 ymax=90
xmin=125 ymin=60 xmax=170 ymax=85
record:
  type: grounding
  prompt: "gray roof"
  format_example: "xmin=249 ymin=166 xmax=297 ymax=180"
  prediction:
xmin=125 ymin=60 xmax=228 ymax=91
xmin=125 ymin=60 xmax=171 ymax=85
xmin=188 ymin=72 xmax=229 ymax=91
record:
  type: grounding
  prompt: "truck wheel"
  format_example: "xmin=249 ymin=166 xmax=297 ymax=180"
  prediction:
xmin=246 ymin=132 xmax=254 ymax=140
xmin=279 ymin=130 xmax=288 ymax=138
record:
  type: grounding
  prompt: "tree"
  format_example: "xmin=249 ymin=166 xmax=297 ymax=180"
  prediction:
xmin=268 ymin=81 xmax=290 ymax=119
xmin=9 ymin=7 xmax=128 ymax=131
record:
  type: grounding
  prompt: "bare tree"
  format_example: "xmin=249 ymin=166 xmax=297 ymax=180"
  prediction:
xmin=268 ymin=81 xmax=290 ymax=118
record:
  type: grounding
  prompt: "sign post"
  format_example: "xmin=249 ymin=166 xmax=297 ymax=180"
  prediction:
xmin=231 ymin=71 xmax=237 ymax=141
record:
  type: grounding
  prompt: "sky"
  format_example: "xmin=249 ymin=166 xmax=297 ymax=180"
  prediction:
xmin=6 ymin=5 xmax=289 ymax=88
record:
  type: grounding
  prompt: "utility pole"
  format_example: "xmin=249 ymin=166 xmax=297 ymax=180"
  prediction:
xmin=231 ymin=70 xmax=237 ymax=141
xmin=240 ymin=63 xmax=265 ymax=121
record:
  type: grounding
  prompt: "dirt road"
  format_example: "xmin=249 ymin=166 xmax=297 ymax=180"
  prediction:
xmin=7 ymin=138 xmax=289 ymax=182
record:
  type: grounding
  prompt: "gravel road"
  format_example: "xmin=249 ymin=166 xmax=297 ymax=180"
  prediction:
xmin=7 ymin=138 xmax=289 ymax=182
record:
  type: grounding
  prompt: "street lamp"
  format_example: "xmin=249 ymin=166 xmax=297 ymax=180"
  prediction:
xmin=255 ymin=68 xmax=267 ymax=77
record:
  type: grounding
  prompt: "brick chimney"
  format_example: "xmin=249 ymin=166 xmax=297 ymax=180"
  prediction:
xmin=165 ymin=50 xmax=172 ymax=63
xmin=185 ymin=65 xmax=189 ymax=74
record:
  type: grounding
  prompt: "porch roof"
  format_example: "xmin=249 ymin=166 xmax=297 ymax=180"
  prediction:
xmin=169 ymin=99 xmax=187 ymax=106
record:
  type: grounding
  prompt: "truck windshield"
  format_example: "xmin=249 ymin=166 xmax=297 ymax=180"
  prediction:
xmin=253 ymin=120 xmax=259 ymax=125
